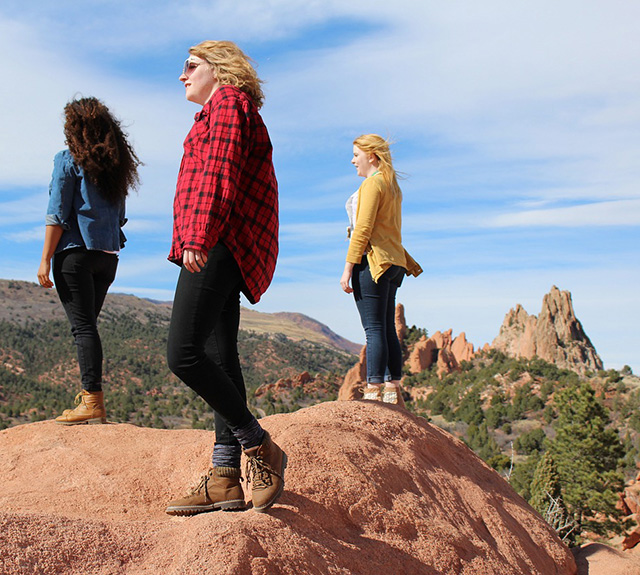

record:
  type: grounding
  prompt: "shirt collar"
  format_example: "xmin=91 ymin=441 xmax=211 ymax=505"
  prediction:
xmin=194 ymin=101 xmax=211 ymax=122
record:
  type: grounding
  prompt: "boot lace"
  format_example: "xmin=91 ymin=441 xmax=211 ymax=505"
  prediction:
xmin=60 ymin=392 xmax=84 ymax=416
xmin=187 ymin=470 xmax=212 ymax=497
xmin=245 ymin=456 xmax=282 ymax=490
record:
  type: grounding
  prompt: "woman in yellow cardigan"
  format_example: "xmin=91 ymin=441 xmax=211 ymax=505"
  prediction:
xmin=340 ymin=134 xmax=422 ymax=405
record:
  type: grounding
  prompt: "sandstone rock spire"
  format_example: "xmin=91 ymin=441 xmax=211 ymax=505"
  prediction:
xmin=492 ymin=286 xmax=603 ymax=374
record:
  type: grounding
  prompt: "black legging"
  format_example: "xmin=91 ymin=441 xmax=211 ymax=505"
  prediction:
xmin=53 ymin=247 xmax=118 ymax=392
xmin=167 ymin=242 xmax=253 ymax=446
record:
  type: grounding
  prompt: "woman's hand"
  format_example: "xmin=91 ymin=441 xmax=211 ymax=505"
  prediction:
xmin=38 ymin=225 xmax=63 ymax=288
xmin=340 ymin=262 xmax=354 ymax=294
xmin=37 ymin=259 xmax=54 ymax=288
xmin=183 ymin=248 xmax=208 ymax=273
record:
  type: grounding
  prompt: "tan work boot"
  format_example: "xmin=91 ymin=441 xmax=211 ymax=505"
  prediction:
xmin=382 ymin=383 xmax=406 ymax=408
xmin=244 ymin=431 xmax=287 ymax=512
xmin=165 ymin=467 xmax=246 ymax=516
xmin=55 ymin=390 xmax=107 ymax=425
xmin=362 ymin=383 xmax=382 ymax=401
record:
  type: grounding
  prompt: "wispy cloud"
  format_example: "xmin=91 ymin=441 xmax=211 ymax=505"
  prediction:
xmin=489 ymin=199 xmax=640 ymax=228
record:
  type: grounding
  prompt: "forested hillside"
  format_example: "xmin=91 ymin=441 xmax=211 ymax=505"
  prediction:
xmin=0 ymin=281 xmax=356 ymax=430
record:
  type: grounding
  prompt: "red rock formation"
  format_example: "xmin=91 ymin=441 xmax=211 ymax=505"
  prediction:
xmin=624 ymin=526 xmax=640 ymax=551
xmin=395 ymin=303 xmax=407 ymax=344
xmin=451 ymin=332 xmax=475 ymax=363
xmin=492 ymin=286 xmax=603 ymax=374
xmin=407 ymin=335 xmax=437 ymax=373
xmin=408 ymin=329 xmax=476 ymax=377
xmin=0 ymin=402 xmax=578 ymax=574
xmin=338 ymin=345 xmax=366 ymax=400
xmin=618 ymin=479 xmax=640 ymax=551
xmin=573 ymin=543 xmax=640 ymax=575
xmin=255 ymin=371 xmax=331 ymax=399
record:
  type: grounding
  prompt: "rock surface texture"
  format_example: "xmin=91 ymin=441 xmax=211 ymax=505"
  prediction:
xmin=492 ymin=286 xmax=603 ymax=374
xmin=0 ymin=401 xmax=578 ymax=575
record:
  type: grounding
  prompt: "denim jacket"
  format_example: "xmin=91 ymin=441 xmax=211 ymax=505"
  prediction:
xmin=45 ymin=149 xmax=127 ymax=253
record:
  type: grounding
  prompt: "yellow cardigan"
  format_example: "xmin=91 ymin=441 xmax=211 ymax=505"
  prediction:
xmin=346 ymin=173 xmax=422 ymax=282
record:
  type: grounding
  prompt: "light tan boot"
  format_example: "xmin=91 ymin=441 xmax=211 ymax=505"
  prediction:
xmin=165 ymin=467 xmax=246 ymax=516
xmin=362 ymin=383 xmax=383 ymax=401
xmin=382 ymin=383 xmax=406 ymax=408
xmin=244 ymin=431 xmax=287 ymax=512
xmin=55 ymin=390 xmax=107 ymax=425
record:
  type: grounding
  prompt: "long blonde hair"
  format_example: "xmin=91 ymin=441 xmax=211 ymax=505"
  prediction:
xmin=190 ymin=40 xmax=265 ymax=109
xmin=353 ymin=134 xmax=401 ymax=197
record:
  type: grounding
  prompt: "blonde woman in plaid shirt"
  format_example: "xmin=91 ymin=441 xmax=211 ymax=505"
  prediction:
xmin=165 ymin=41 xmax=286 ymax=516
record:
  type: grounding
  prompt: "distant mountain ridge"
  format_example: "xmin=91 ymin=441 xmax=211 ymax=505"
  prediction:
xmin=0 ymin=279 xmax=359 ymax=355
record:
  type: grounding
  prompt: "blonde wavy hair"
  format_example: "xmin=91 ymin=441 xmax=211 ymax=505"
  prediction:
xmin=189 ymin=40 xmax=265 ymax=109
xmin=353 ymin=134 xmax=401 ymax=197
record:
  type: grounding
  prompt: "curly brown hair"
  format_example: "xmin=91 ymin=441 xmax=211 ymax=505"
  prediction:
xmin=63 ymin=97 xmax=141 ymax=204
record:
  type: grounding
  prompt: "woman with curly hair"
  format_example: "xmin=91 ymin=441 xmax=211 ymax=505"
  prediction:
xmin=37 ymin=97 xmax=140 ymax=425
xmin=164 ymin=41 xmax=286 ymax=516
xmin=341 ymin=134 xmax=422 ymax=406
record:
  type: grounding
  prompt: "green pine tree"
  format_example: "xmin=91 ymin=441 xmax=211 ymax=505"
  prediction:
xmin=529 ymin=452 xmax=577 ymax=544
xmin=546 ymin=383 xmax=626 ymax=537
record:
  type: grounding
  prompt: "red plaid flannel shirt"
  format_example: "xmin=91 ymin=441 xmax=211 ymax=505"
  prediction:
xmin=169 ymin=85 xmax=279 ymax=304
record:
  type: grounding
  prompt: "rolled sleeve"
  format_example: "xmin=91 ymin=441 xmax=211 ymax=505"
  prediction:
xmin=44 ymin=214 xmax=68 ymax=228
xmin=46 ymin=151 xmax=77 ymax=230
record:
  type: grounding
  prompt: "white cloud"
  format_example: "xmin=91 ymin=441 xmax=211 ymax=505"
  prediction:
xmin=489 ymin=199 xmax=640 ymax=228
xmin=4 ymin=226 xmax=43 ymax=243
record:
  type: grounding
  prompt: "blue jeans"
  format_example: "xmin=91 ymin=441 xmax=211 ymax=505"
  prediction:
xmin=53 ymin=247 xmax=118 ymax=392
xmin=167 ymin=243 xmax=253 ymax=447
xmin=352 ymin=258 xmax=404 ymax=384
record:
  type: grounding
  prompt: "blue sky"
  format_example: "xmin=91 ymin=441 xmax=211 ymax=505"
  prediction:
xmin=1 ymin=1 xmax=638 ymax=372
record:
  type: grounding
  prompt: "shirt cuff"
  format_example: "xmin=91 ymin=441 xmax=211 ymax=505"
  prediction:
xmin=45 ymin=214 xmax=70 ymax=230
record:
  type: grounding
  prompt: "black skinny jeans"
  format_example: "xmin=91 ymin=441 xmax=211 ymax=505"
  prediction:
xmin=167 ymin=243 xmax=253 ymax=447
xmin=53 ymin=247 xmax=118 ymax=392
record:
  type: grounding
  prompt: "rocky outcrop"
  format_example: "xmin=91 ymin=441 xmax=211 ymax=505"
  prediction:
xmin=395 ymin=303 xmax=407 ymax=344
xmin=255 ymin=371 xmax=313 ymax=397
xmin=618 ymin=473 xmax=640 ymax=552
xmin=408 ymin=329 xmax=476 ymax=376
xmin=492 ymin=286 xmax=603 ymax=374
xmin=573 ymin=544 xmax=640 ymax=575
xmin=338 ymin=346 xmax=366 ymax=400
xmin=0 ymin=402 xmax=577 ymax=574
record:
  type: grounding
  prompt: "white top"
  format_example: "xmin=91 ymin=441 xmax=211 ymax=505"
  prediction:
xmin=345 ymin=189 xmax=358 ymax=238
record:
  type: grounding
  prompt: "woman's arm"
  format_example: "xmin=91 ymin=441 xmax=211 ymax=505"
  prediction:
xmin=37 ymin=225 xmax=64 ymax=288
xmin=340 ymin=261 xmax=355 ymax=294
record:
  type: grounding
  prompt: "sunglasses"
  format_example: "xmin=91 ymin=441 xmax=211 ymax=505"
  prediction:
xmin=182 ymin=58 xmax=203 ymax=75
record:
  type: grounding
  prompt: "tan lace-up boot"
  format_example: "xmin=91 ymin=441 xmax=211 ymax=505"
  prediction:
xmin=382 ymin=383 xmax=406 ymax=408
xmin=244 ymin=431 xmax=287 ymax=512
xmin=165 ymin=467 xmax=246 ymax=516
xmin=362 ymin=383 xmax=383 ymax=401
xmin=55 ymin=390 xmax=107 ymax=425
